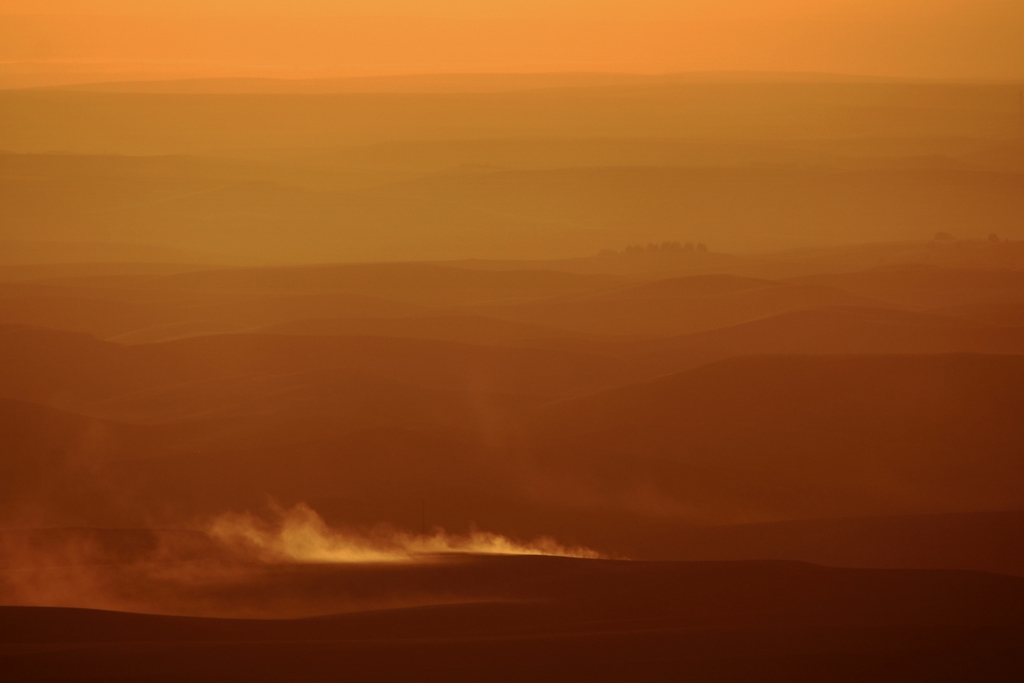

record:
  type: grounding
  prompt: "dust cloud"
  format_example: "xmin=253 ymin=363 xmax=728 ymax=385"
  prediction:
xmin=208 ymin=503 xmax=601 ymax=562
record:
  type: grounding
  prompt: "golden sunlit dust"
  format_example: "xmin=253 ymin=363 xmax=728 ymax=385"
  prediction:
xmin=208 ymin=503 xmax=602 ymax=562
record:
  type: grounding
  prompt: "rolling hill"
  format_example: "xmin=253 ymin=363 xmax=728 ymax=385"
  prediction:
xmin=1 ymin=557 xmax=1022 ymax=682
xmin=527 ymin=354 xmax=1024 ymax=523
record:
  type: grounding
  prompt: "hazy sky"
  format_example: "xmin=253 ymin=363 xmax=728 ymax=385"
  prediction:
xmin=2 ymin=0 xmax=1022 ymax=83
xmin=3 ymin=0 xmax=1019 ymax=18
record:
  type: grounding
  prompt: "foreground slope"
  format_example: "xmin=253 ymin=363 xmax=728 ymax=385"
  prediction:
xmin=1 ymin=557 xmax=1022 ymax=682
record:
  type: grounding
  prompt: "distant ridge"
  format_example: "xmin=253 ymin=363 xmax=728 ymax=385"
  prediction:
xmin=0 ymin=240 xmax=223 ymax=266
xmin=26 ymin=71 xmax=935 ymax=95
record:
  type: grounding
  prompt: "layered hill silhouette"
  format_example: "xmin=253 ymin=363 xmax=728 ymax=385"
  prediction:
xmin=607 ymin=305 xmax=1024 ymax=376
xmin=2 ymin=261 xmax=1023 ymax=683
xmin=471 ymin=274 xmax=898 ymax=336
xmin=0 ymin=279 xmax=424 ymax=339
xmin=527 ymin=354 xmax=1024 ymax=524
xmin=0 ymin=326 xmax=629 ymax=417
xmin=3 ymin=249 xmax=1023 ymax=547
xmin=445 ymin=240 xmax=1024 ymax=280
xmin=473 ymin=267 xmax=1024 ymax=338
xmin=0 ymin=263 xmax=620 ymax=340
xmin=792 ymin=265 xmax=1024 ymax=309
xmin=254 ymin=314 xmax=591 ymax=347
xmin=0 ymin=398 xmax=164 ymax=524
xmin=634 ymin=510 xmax=1024 ymax=577
xmin=3 ymin=340 xmax=1022 ymax=555
xmin=4 ymin=159 xmax=1019 ymax=262
xmin=2 ymin=260 xmax=1022 ymax=344
xmin=2 ymin=72 xmax=1023 ymax=681
xmin=1 ymin=557 xmax=1022 ymax=682
xmin=4 ymin=82 xmax=1010 ymax=157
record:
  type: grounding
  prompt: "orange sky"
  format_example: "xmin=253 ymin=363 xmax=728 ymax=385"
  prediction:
xmin=1 ymin=0 xmax=1022 ymax=85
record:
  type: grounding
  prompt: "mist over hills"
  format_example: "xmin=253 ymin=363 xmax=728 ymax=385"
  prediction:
xmin=529 ymin=354 xmax=1024 ymax=520
xmin=1 ymin=78 xmax=1021 ymax=263
xmin=3 ymin=81 xmax=1019 ymax=156
xmin=2 ymin=72 xmax=1024 ymax=681
xmin=1 ymin=150 xmax=1020 ymax=262
xmin=2 ymin=257 xmax=1023 ymax=560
